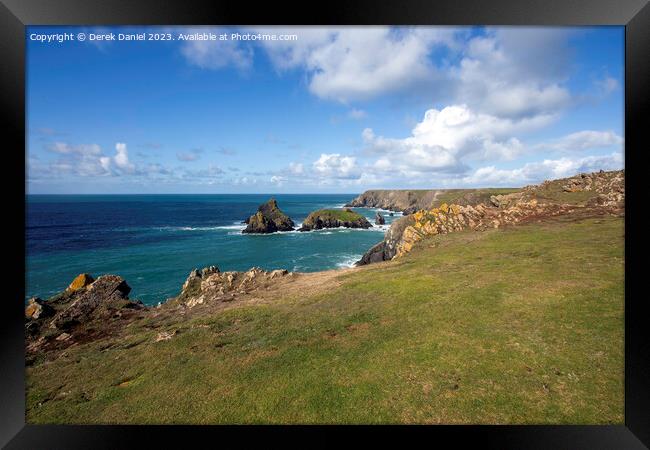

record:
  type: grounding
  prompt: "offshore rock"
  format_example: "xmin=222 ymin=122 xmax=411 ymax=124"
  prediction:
xmin=242 ymin=198 xmax=295 ymax=233
xmin=299 ymin=209 xmax=372 ymax=231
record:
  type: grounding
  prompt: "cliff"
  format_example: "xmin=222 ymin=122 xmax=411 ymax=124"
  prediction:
xmin=345 ymin=187 xmax=520 ymax=214
xmin=357 ymin=170 xmax=624 ymax=265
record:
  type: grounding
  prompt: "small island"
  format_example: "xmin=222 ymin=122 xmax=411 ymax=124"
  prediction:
xmin=299 ymin=208 xmax=372 ymax=232
xmin=242 ymin=198 xmax=295 ymax=234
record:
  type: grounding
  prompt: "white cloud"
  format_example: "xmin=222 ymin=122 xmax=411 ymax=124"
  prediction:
xmin=288 ymin=162 xmax=304 ymax=174
xmin=270 ymin=175 xmax=287 ymax=185
xmin=113 ymin=143 xmax=135 ymax=173
xmin=32 ymin=142 xmax=152 ymax=179
xmin=362 ymin=104 xmax=549 ymax=175
xmin=461 ymin=152 xmax=623 ymax=186
xmin=537 ymin=130 xmax=623 ymax=152
xmin=254 ymin=26 xmax=461 ymax=103
xmin=313 ymin=153 xmax=358 ymax=179
xmin=48 ymin=142 xmax=101 ymax=156
xmin=452 ymin=29 xmax=573 ymax=118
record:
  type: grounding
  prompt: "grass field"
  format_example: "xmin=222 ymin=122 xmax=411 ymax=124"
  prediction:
xmin=26 ymin=215 xmax=624 ymax=424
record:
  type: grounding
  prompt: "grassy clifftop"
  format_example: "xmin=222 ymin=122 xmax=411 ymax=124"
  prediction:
xmin=26 ymin=215 xmax=624 ymax=424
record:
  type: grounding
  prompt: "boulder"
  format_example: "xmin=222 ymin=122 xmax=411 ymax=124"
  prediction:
xmin=375 ymin=212 xmax=385 ymax=225
xmin=25 ymin=297 xmax=54 ymax=320
xmin=299 ymin=209 xmax=372 ymax=232
xmin=66 ymin=273 xmax=94 ymax=292
xmin=242 ymin=198 xmax=295 ymax=234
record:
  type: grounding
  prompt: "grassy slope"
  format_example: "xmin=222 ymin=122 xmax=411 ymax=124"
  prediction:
xmin=308 ymin=209 xmax=366 ymax=222
xmin=26 ymin=216 xmax=624 ymax=424
xmin=431 ymin=188 xmax=521 ymax=207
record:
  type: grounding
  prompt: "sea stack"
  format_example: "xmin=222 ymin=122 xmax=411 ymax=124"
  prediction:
xmin=299 ymin=208 xmax=372 ymax=232
xmin=242 ymin=198 xmax=295 ymax=234
xmin=375 ymin=212 xmax=385 ymax=225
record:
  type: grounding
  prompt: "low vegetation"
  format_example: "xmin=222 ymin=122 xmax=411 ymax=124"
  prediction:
xmin=26 ymin=215 xmax=624 ymax=424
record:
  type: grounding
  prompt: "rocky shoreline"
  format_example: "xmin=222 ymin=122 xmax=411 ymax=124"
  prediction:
xmin=357 ymin=170 xmax=624 ymax=265
xmin=25 ymin=169 xmax=625 ymax=362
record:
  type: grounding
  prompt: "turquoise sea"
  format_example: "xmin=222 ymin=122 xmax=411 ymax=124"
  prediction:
xmin=26 ymin=194 xmax=401 ymax=305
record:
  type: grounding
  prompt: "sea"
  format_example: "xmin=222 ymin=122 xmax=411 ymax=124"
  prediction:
xmin=26 ymin=194 xmax=402 ymax=306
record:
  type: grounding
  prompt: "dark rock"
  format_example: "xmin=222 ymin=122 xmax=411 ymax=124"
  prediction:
xmin=375 ymin=212 xmax=385 ymax=225
xmin=242 ymin=198 xmax=295 ymax=234
xmin=357 ymin=215 xmax=414 ymax=265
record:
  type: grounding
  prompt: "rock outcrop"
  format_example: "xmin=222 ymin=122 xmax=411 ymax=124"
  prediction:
xmin=358 ymin=170 xmax=624 ymax=265
xmin=299 ymin=209 xmax=372 ymax=231
xmin=375 ymin=212 xmax=385 ymax=225
xmin=242 ymin=198 xmax=295 ymax=233
xmin=25 ymin=273 xmax=146 ymax=356
xmin=176 ymin=266 xmax=292 ymax=308
xmin=50 ymin=275 xmax=142 ymax=330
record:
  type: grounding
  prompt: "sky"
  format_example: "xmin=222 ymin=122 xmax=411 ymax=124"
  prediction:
xmin=26 ymin=26 xmax=624 ymax=194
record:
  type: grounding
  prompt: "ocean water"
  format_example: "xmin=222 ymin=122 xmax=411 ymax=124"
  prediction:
xmin=26 ymin=194 xmax=402 ymax=305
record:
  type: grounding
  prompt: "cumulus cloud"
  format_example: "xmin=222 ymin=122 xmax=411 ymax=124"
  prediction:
xmin=270 ymin=175 xmax=287 ymax=185
xmin=113 ymin=143 xmax=135 ymax=173
xmin=251 ymin=26 xmax=463 ymax=103
xmin=451 ymin=28 xmax=573 ymax=119
xmin=361 ymin=104 xmax=550 ymax=175
xmin=32 ymin=142 xmax=158 ymax=179
xmin=313 ymin=153 xmax=358 ymax=179
xmin=460 ymin=152 xmax=623 ymax=186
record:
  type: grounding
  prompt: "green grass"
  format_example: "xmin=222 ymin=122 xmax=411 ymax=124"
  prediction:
xmin=308 ymin=209 xmax=367 ymax=222
xmin=431 ymin=188 xmax=521 ymax=208
xmin=26 ymin=216 xmax=624 ymax=424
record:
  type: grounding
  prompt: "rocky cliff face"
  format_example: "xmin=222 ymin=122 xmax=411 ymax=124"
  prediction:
xmin=345 ymin=190 xmax=439 ymax=214
xmin=25 ymin=274 xmax=145 ymax=358
xmin=345 ymin=187 xmax=523 ymax=215
xmin=243 ymin=198 xmax=295 ymax=233
xmin=299 ymin=208 xmax=372 ymax=231
xmin=358 ymin=170 xmax=624 ymax=265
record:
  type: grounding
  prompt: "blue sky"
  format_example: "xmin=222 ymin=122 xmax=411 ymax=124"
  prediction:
xmin=26 ymin=26 xmax=624 ymax=194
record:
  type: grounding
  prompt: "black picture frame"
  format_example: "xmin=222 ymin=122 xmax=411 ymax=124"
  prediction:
xmin=1 ymin=0 xmax=648 ymax=448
